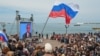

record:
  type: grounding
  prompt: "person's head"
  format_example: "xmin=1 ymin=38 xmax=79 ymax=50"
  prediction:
xmin=16 ymin=42 xmax=23 ymax=50
xmin=44 ymin=43 xmax=52 ymax=53
xmin=26 ymin=23 xmax=31 ymax=33
xmin=2 ymin=47 xmax=10 ymax=54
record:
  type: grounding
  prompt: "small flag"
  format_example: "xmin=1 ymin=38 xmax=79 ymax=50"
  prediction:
xmin=0 ymin=31 xmax=8 ymax=42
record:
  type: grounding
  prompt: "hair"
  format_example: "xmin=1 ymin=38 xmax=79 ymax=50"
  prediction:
xmin=17 ymin=42 xmax=23 ymax=50
xmin=35 ymin=46 xmax=41 ymax=50
xmin=2 ymin=47 xmax=10 ymax=54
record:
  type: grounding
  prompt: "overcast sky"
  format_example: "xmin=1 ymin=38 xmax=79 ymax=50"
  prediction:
xmin=0 ymin=0 xmax=100 ymax=24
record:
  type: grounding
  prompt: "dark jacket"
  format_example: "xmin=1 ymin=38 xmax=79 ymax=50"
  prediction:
xmin=23 ymin=32 xmax=32 ymax=40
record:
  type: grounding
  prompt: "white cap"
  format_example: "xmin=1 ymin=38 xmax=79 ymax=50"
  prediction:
xmin=45 ymin=43 xmax=52 ymax=53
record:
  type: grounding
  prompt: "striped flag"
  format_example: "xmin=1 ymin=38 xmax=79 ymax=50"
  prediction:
xmin=0 ymin=31 xmax=8 ymax=42
xmin=49 ymin=2 xmax=79 ymax=24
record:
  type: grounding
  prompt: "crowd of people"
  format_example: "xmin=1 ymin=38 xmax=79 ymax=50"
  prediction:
xmin=51 ymin=32 xmax=100 ymax=56
xmin=0 ymin=31 xmax=100 ymax=56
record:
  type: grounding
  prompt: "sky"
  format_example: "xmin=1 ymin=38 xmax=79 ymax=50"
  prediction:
xmin=0 ymin=0 xmax=100 ymax=24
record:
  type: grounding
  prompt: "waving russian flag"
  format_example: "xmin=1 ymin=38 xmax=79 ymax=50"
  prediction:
xmin=49 ymin=2 xmax=79 ymax=24
xmin=0 ymin=31 xmax=8 ymax=42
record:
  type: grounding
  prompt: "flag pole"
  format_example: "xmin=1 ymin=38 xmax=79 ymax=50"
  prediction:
xmin=65 ymin=24 xmax=69 ymax=34
xmin=41 ymin=17 xmax=49 ymax=38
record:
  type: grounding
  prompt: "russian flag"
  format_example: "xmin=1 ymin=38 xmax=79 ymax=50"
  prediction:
xmin=49 ymin=2 xmax=79 ymax=24
xmin=0 ymin=31 xmax=8 ymax=42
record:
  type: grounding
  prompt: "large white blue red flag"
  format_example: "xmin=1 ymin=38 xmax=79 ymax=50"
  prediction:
xmin=49 ymin=2 xmax=79 ymax=24
xmin=0 ymin=31 xmax=8 ymax=42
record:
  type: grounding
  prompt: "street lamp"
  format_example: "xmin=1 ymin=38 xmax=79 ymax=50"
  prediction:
xmin=30 ymin=14 xmax=33 ymax=21
xmin=16 ymin=10 xmax=21 ymax=35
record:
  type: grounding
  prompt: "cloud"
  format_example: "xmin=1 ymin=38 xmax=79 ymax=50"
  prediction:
xmin=0 ymin=0 xmax=54 ymax=23
xmin=0 ymin=0 xmax=100 ymax=23
xmin=0 ymin=0 xmax=53 ymax=12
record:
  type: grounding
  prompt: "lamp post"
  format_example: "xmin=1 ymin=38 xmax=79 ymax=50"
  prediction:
xmin=16 ymin=10 xmax=21 ymax=35
xmin=30 ymin=14 xmax=33 ymax=21
xmin=30 ymin=14 xmax=34 ymax=36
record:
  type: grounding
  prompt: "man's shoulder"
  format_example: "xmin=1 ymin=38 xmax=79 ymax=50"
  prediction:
xmin=23 ymin=32 xmax=27 ymax=35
